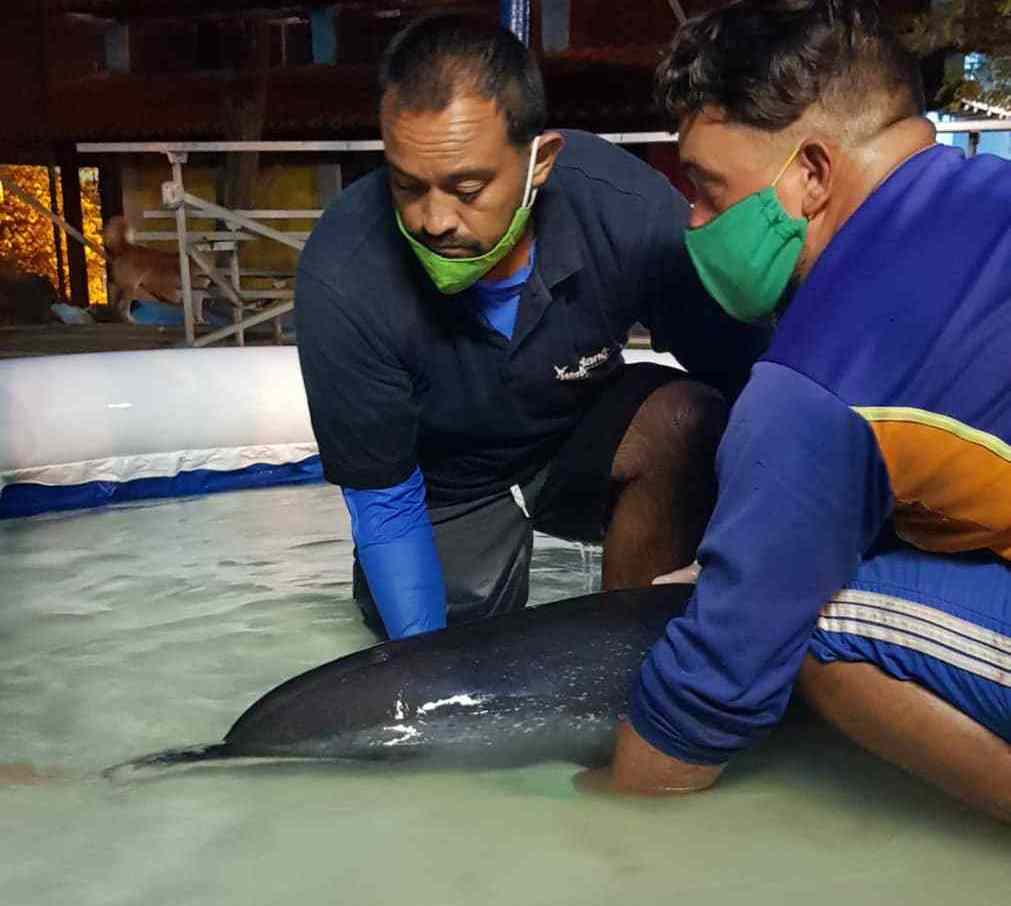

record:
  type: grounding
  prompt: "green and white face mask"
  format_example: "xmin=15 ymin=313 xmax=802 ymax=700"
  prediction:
xmin=396 ymin=136 xmax=540 ymax=295
xmin=684 ymin=144 xmax=808 ymax=323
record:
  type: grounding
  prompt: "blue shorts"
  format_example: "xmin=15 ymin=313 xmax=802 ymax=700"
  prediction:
xmin=809 ymin=541 xmax=1011 ymax=744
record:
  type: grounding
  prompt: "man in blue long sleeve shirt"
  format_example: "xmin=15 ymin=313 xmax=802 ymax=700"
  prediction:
xmin=296 ymin=16 xmax=767 ymax=641
xmin=596 ymin=0 xmax=1011 ymax=822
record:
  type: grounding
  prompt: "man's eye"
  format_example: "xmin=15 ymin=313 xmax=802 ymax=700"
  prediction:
xmin=457 ymin=186 xmax=484 ymax=202
xmin=394 ymin=181 xmax=421 ymax=194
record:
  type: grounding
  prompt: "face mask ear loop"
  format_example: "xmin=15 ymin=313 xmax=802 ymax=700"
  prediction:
xmin=522 ymin=136 xmax=540 ymax=207
xmin=771 ymin=142 xmax=804 ymax=188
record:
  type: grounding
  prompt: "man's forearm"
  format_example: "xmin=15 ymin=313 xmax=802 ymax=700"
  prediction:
xmin=355 ymin=528 xmax=447 ymax=638
xmin=343 ymin=467 xmax=447 ymax=638
xmin=627 ymin=364 xmax=893 ymax=765
xmin=577 ymin=720 xmax=723 ymax=795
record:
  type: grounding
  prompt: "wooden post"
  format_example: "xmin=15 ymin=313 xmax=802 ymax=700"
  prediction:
xmin=39 ymin=0 xmax=65 ymax=302
xmin=47 ymin=165 xmax=67 ymax=302
xmin=59 ymin=149 xmax=89 ymax=307
xmin=217 ymin=19 xmax=271 ymax=281
xmin=98 ymin=155 xmax=123 ymax=306
xmin=229 ymin=245 xmax=245 ymax=347
xmin=316 ymin=162 xmax=342 ymax=207
xmin=165 ymin=154 xmax=197 ymax=346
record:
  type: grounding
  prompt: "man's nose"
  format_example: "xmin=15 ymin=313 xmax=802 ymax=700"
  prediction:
xmin=420 ymin=192 xmax=459 ymax=237
xmin=688 ymin=204 xmax=711 ymax=229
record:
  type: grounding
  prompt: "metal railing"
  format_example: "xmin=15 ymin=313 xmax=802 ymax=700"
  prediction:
xmin=76 ymin=117 xmax=1011 ymax=348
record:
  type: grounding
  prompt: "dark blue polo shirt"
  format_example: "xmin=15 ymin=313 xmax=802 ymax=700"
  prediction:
xmin=295 ymin=130 xmax=766 ymax=506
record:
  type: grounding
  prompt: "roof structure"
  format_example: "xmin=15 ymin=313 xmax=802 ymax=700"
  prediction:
xmin=1 ymin=0 xmax=934 ymax=161
xmin=0 ymin=1 xmax=668 ymax=160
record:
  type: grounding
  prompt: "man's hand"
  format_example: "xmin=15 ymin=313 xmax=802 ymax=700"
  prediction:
xmin=652 ymin=561 xmax=700 ymax=585
xmin=574 ymin=719 xmax=724 ymax=795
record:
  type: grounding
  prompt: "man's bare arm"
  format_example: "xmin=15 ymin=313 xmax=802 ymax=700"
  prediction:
xmin=575 ymin=720 xmax=723 ymax=795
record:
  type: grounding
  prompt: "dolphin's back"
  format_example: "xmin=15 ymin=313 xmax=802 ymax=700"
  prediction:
xmin=224 ymin=585 xmax=691 ymax=766
xmin=107 ymin=585 xmax=692 ymax=776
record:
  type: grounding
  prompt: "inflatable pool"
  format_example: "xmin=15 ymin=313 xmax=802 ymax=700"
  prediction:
xmin=3 ymin=346 xmax=1008 ymax=906
xmin=1 ymin=347 xmax=677 ymax=520
xmin=0 ymin=347 xmax=321 ymax=518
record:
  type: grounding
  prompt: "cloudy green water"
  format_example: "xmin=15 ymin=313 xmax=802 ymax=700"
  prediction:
xmin=2 ymin=484 xmax=1009 ymax=906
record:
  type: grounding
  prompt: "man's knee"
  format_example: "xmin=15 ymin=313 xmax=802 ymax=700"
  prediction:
xmin=612 ymin=379 xmax=728 ymax=482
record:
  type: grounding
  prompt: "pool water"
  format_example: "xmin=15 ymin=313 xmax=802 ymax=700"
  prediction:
xmin=2 ymin=484 xmax=1009 ymax=906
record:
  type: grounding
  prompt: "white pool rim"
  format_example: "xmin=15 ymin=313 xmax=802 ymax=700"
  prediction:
xmin=1 ymin=346 xmax=678 ymax=518
xmin=1 ymin=347 xmax=320 ymax=517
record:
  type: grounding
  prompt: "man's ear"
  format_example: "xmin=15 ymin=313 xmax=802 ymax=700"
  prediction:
xmin=530 ymin=131 xmax=565 ymax=190
xmin=797 ymin=139 xmax=833 ymax=220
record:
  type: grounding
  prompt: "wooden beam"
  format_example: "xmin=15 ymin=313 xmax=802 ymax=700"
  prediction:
xmin=98 ymin=157 xmax=124 ymax=221
xmin=77 ymin=141 xmax=384 ymax=153
xmin=48 ymin=167 xmax=68 ymax=302
xmin=99 ymin=154 xmax=124 ymax=304
xmin=59 ymin=150 xmax=90 ymax=307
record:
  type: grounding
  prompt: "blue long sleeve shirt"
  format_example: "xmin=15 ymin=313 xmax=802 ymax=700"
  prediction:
xmin=630 ymin=363 xmax=892 ymax=763
xmin=630 ymin=144 xmax=1011 ymax=764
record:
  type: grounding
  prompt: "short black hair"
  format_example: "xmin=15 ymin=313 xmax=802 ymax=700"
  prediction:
xmin=656 ymin=0 xmax=924 ymax=138
xmin=379 ymin=14 xmax=546 ymax=146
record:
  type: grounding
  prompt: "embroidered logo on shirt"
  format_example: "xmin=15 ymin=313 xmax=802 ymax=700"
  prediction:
xmin=554 ymin=345 xmax=616 ymax=382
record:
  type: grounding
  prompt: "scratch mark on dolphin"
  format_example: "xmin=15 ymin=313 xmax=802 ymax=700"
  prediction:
xmin=382 ymin=724 xmax=420 ymax=746
xmin=417 ymin=694 xmax=485 ymax=714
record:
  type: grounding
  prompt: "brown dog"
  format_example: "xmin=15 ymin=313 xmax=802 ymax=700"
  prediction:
xmin=102 ymin=215 xmax=209 ymax=322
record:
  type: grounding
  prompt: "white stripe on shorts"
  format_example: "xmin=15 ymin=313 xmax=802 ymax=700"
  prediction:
xmin=817 ymin=589 xmax=1011 ymax=688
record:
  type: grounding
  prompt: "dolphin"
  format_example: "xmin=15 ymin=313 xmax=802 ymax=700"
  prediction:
xmin=108 ymin=585 xmax=691 ymax=776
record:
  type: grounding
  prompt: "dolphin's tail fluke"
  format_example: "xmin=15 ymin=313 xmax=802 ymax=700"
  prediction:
xmin=103 ymin=743 xmax=235 ymax=782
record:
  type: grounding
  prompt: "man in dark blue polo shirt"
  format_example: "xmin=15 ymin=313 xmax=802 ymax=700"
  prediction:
xmin=295 ymin=15 xmax=766 ymax=640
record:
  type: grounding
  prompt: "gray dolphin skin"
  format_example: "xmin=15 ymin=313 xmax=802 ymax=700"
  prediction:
xmin=111 ymin=585 xmax=692 ymax=775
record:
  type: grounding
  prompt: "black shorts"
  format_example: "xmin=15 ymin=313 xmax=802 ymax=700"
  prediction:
xmin=354 ymin=363 xmax=689 ymax=633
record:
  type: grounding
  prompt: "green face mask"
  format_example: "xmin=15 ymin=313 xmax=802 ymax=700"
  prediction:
xmin=684 ymin=146 xmax=808 ymax=323
xmin=396 ymin=137 xmax=540 ymax=295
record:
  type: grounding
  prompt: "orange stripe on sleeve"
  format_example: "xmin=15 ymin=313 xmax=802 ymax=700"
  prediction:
xmin=855 ymin=412 xmax=1011 ymax=560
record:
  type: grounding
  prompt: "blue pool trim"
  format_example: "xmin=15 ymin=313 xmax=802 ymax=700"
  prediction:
xmin=1 ymin=456 xmax=324 ymax=519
